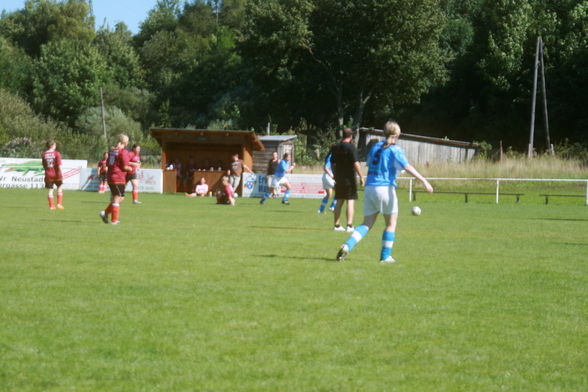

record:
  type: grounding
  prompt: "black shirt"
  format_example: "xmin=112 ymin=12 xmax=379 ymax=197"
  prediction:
xmin=267 ymin=159 xmax=279 ymax=175
xmin=330 ymin=142 xmax=359 ymax=184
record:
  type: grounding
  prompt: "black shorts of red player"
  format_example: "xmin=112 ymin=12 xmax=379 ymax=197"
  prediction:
xmin=216 ymin=191 xmax=231 ymax=204
xmin=45 ymin=179 xmax=63 ymax=189
xmin=126 ymin=172 xmax=137 ymax=183
xmin=109 ymin=183 xmax=126 ymax=197
xmin=99 ymin=172 xmax=107 ymax=182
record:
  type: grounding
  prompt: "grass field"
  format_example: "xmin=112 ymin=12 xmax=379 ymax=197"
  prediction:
xmin=1 ymin=188 xmax=587 ymax=391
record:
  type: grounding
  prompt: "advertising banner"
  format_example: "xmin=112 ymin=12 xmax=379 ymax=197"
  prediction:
xmin=241 ymin=172 xmax=324 ymax=199
xmin=79 ymin=168 xmax=163 ymax=193
xmin=0 ymin=157 xmax=87 ymax=190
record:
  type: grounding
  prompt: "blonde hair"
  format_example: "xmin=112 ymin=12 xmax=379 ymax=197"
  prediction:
xmin=383 ymin=121 xmax=401 ymax=143
xmin=118 ymin=134 xmax=129 ymax=145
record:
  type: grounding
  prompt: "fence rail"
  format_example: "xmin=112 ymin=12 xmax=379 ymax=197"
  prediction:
xmin=398 ymin=177 xmax=588 ymax=205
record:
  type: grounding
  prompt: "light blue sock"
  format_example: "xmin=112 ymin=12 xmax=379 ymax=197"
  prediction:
xmin=329 ymin=199 xmax=337 ymax=210
xmin=319 ymin=196 xmax=329 ymax=212
xmin=261 ymin=192 xmax=270 ymax=202
xmin=344 ymin=225 xmax=370 ymax=252
xmin=283 ymin=189 xmax=290 ymax=201
xmin=380 ymin=231 xmax=396 ymax=260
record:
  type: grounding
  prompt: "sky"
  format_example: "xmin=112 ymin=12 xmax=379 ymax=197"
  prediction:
xmin=1 ymin=0 xmax=160 ymax=34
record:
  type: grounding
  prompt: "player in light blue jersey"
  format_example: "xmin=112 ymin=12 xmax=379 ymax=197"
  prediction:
xmin=317 ymin=153 xmax=337 ymax=213
xmin=336 ymin=121 xmax=433 ymax=263
xmin=260 ymin=152 xmax=295 ymax=205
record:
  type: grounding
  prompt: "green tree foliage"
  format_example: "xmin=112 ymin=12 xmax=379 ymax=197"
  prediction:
xmin=94 ymin=23 xmax=144 ymax=89
xmin=0 ymin=88 xmax=95 ymax=159
xmin=240 ymin=0 xmax=448 ymax=132
xmin=0 ymin=37 xmax=34 ymax=95
xmin=76 ymin=106 xmax=143 ymax=148
xmin=33 ymin=39 xmax=111 ymax=126
xmin=0 ymin=0 xmax=94 ymax=57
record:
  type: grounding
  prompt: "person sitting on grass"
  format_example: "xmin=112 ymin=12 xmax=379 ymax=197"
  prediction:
xmin=186 ymin=177 xmax=209 ymax=197
xmin=215 ymin=176 xmax=235 ymax=206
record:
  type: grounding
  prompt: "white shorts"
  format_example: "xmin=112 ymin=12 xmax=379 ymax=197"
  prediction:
xmin=363 ymin=186 xmax=398 ymax=216
xmin=271 ymin=176 xmax=289 ymax=189
xmin=321 ymin=173 xmax=335 ymax=189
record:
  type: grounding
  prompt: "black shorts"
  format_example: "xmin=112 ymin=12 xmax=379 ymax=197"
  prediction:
xmin=126 ymin=173 xmax=137 ymax=182
xmin=45 ymin=179 xmax=63 ymax=189
xmin=99 ymin=172 xmax=107 ymax=182
xmin=335 ymin=181 xmax=358 ymax=200
xmin=109 ymin=183 xmax=126 ymax=197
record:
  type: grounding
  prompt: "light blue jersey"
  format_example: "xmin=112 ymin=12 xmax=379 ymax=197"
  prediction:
xmin=366 ymin=141 xmax=408 ymax=187
xmin=324 ymin=153 xmax=333 ymax=172
xmin=274 ymin=159 xmax=289 ymax=178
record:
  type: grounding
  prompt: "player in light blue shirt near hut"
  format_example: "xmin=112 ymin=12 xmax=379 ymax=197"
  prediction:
xmin=317 ymin=153 xmax=337 ymax=213
xmin=336 ymin=121 xmax=434 ymax=263
xmin=260 ymin=152 xmax=295 ymax=205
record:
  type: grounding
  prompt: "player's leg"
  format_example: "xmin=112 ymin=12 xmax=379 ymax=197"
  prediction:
xmin=380 ymin=188 xmax=399 ymax=263
xmin=131 ymin=178 xmax=141 ymax=204
xmin=281 ymin=181 xmax=291 ymax=204
xmin=328 ymin=188 xmax=337 ymax=211
xmin=46 ymin=182 xmax=55 ymax=209
xmin=333 ymin=198 xmax=345 ymax=230
xmin=111 ymin=189 xmax=124 ymax=224
xmin=56 ymin=183 xmax=64 ymax=209
xmin=345 ymin=199 xmax=355 ymax=231
xmin=318 ymin=191 xmax=329 ymax=213
xmin=337 ymin=213 xmax=377 ymax=261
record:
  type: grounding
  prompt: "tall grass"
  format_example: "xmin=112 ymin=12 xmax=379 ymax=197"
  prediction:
xmin=298 ymin=155 xmax=587 ymax=179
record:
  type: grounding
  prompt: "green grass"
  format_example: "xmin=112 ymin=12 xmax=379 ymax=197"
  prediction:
xmin=1 ymin=189 xmax=587 ymax=391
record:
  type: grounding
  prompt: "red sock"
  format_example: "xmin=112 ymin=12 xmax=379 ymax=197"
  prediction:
xmin=105 ymin=203 xmax=113 ymax=215
xmin=57 ymin=192 xmax=63 ymax=206
xmin=99 ymin=185 xmax=103 ymax=192
xmin=111 ymin=203 xmax=120 ymax=222
xmin=132 ymin=190 xmax=138 ymax=202
xmin=48 ymin=196 xmax=55 ymax=208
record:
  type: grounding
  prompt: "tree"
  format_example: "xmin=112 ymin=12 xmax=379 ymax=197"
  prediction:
xmin=0 ymin=37 xmax=34 ymax=96
xmin=0 ymin=0 xmax=94 ymax=57
xmin=94 ymin=23 xmax=144 ymax=89
xmin=33 ymin=39 xmax=111 ymax=126
xmin=240 ymin=0 xmax=448 ymax=132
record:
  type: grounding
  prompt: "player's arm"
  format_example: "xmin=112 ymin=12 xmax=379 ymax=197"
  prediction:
xmin=404 ymin=164 xmax=433 ymax=193
xmin=353 ymin=161 xmax=365 ymax=186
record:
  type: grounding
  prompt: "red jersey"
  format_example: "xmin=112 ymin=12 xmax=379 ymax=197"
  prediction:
xmin=98 ymin=159 xmax=108 ymax=174
xmin=42 ymin=150 xmax=62 ymax=181
xmin=107 ymin=147 xmax=130 ymax=184
xmin=129 ymin=151 xmax=140 ymax=174
xmin=224 ymin=184 xmax=234 ymax=199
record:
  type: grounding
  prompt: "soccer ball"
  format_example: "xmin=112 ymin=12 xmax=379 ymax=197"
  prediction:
xmin=234 ymin=193 xmax=238 ymax=198
xmin=411 ymin=206 xmax=422 ymax=216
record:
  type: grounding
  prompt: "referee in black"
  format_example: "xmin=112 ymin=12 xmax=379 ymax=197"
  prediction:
xmin=330 ymin=128 xmax=365 ymax=232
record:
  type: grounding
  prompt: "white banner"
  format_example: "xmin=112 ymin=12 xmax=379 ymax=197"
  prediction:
xmin=79 ymin=168 xmax=163 ymax=193
xmin=242 ymin=172 xmax=325 ymax=199
xmin=0 ymin=157 xmax=86 ymax=190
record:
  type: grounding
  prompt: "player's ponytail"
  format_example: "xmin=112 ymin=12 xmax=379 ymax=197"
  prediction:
xmin=383 ymin=121 xmax=401 ymax=144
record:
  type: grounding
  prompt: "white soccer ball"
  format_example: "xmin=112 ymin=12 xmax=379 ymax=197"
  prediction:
xmin=411 ymin=206 xmax=422 ymax=216
xmin=234 ymin=193 xmax=238 ymax=198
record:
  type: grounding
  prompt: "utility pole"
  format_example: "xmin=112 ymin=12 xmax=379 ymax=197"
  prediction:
xmin=100 ymin=88 xmax=108 ymax=150
xmin=528 ymin=36 xmax=552 ymax=158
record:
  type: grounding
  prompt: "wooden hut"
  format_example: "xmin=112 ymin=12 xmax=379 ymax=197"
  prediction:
xmin=252 ymin=135 xmax=297 ymax=173
xmin=150 ymin=128 xmax=264 ymax=193
xmin=358 ymin=128 xmax=478 ymax=165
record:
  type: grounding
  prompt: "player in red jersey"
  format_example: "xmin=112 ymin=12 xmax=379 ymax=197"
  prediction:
xmin=100 ymin=134 xmax=132 ymax=225
xmin=97 ymin=152 xmax=108 ymax=193
xmin=216 ymin=176 xmax=236 ymax=206
xmin=126 ymin=144 xmax=142 ymax=204
xmin=41 ymin=140 xmax=64 ymax=210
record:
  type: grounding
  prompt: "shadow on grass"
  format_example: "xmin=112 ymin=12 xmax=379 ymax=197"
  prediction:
xmin=533 ymin=218 xmax=588 ymax=222
xmin=257 ymin=253 xmax=337 ymax=263
xmin=249 ymin=226 xmax=324 ymax=231
xmin=39 ymin=219 xmax=83 ymax=223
